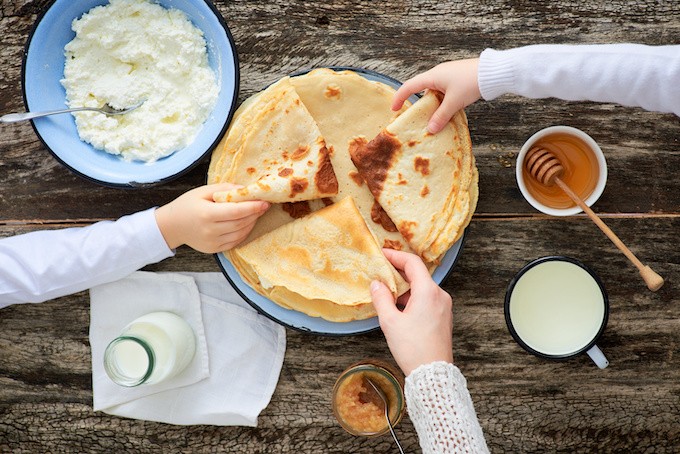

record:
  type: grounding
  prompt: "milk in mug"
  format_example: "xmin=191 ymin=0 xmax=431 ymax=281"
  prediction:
xmin=508 ymin=260 xmax=606 ymax=356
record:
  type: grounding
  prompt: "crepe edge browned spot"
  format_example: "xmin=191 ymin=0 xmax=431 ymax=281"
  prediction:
xmin=315 ymin=143 xmax=339 ymax=195
xmin=348 ymin=131 xmax=402 ymax=200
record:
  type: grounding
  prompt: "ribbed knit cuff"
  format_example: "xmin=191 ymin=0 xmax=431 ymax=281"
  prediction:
xmin=478 ymin=48 xmax=517 ymax=101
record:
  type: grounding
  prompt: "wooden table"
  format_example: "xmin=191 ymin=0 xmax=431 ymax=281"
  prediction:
xmin=1 ymin=1 xmax=679 ymax=452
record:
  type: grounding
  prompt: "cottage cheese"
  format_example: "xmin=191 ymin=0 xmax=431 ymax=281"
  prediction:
xmin=60 ymin=0 xmax=219 ymax=162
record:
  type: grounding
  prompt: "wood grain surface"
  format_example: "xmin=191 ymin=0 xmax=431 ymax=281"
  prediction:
xmin=1 ymin=0 xmax=679 ymax=452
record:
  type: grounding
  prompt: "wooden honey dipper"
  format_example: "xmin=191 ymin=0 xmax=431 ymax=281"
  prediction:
xmin=525 ymin=146 xmax=664 ymax=292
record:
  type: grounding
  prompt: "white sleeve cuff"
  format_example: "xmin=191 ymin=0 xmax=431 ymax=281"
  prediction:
xmin=478 ymin=48 xmax=517 ymax=101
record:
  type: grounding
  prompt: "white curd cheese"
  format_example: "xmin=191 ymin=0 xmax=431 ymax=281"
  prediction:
xmin=60 ymin=0 xmax=219 ymax=162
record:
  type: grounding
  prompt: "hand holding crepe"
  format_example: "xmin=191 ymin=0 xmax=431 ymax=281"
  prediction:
xmin=209 ymin=68 xmax=414 ymax=257
xmin=211 ymin=78 xmax=338 ymax=204
xmin=349 ymin=90 xmax=478 ymax=264
xmin=229 ymin=197 xmax=409 ymax=322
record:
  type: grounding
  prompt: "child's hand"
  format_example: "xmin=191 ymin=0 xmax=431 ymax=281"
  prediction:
xmin=392 ymin=58 xmax=481 ymax=134
xmin=155 ymin=184 xmax=270 ymax=253
xmin=370 ymin=249 xmax=454 ymax=376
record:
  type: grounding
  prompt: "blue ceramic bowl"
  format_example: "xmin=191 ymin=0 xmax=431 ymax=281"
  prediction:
xmin=22 ymin=0 xmax=239 ymax=188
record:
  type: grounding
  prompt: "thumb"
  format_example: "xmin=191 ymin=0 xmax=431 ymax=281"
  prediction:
xmin=370 ymin=280 xmax=399 ymax=319
xmin=427 ymin=93 xmax=463 ymax=134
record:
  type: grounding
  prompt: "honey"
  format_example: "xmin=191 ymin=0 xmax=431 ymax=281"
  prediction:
xmin=522 ymin=132 xmax=601 ymax=209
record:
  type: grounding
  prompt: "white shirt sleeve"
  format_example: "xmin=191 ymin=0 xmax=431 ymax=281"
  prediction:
xmin=478 ymin=43 xmax=680 ymax=116
xmin=405 ymin=361 xmax=489 ymax=454
xmin=0 ymin=208 xmax=174 ymax=308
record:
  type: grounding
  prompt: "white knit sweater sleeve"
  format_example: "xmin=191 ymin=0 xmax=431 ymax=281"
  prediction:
xmin=478 ymin=43 xmax=680 ymax=117
xmin=405 ymin=361 xmax=489 ymax=454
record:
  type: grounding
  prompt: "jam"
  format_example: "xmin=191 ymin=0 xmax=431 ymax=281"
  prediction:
xmin=332 ymin=360 xmax=405 ymax=436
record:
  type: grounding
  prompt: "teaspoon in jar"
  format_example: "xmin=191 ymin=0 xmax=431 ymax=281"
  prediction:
xmin=366 ymin=377 xmax=405 ymax=454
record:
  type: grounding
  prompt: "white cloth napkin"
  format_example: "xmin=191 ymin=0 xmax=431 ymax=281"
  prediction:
xmin=89 ymin=271 xmax=286 ymax=426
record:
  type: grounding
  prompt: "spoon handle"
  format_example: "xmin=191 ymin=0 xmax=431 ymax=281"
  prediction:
xmin=554 ymin=177 xmax=664 ymax=291
xmin=386 ymin=417 xmax=405 ymax=454
xmin=0 ymin=107 xmax=94 ymax=123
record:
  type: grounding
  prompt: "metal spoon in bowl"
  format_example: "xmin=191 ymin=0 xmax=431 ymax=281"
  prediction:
xmin=0 ymin=100 xmax=145 ymax=123
xmin=366 ymin=377 xmax=405 ymax=454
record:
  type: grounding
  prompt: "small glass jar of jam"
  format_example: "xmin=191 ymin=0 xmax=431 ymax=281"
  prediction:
xmin=332 ymin=359 xmax=406 ymax=437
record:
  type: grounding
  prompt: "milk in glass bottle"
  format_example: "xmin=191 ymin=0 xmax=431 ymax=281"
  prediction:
xmin=103 ymin=312 xmax=196 ymax=387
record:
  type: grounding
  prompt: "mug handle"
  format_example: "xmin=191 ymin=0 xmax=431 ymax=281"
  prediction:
xmin=586 ymin=345 xmax=609 ymax=369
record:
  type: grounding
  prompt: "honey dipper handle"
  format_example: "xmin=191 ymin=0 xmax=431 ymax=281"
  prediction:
xmin=554 ymin=178 xmax=664 ymax=292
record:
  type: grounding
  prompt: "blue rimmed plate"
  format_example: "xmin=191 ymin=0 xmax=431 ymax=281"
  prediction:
xmin=215 ymin=67 xmax=467 ymax=335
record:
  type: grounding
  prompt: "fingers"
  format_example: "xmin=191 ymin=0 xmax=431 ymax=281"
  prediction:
xmin=207 ymin=182 xmax=243 ymax=192
xmin=370 ymin=280 xmax=400 ymax=319
xmin=215 ymin=226 xmax=256 ymax=251
xmin=192 ymin=183 xmax=243 ymax=201
xmin=391 ymin=73 xmax=432 ymax=111
xmin=207 ymin=218 xmax=259 ymax=252
xmin=217 ymin=211 xmax=263 ymax=233
xmin=212 ymin=199 xmax=270 ymax=221
xmin=382 ymin=248 xmax=432 ymax=284
xmin=427 ymin=92 xmax=463 ymax=134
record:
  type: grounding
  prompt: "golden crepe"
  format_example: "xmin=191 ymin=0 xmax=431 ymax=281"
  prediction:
xmin=211 ymin=78 xmax=338 ymax=203
xmin=208 ymin=69 xmax=478 ymax=323
xmin=230 ymin=197 xmax=409 ymax=322
xmin=290 ymin=69 xmax=412 ymax=252
xmin=349 ymin=90 xmax=476 ymax=263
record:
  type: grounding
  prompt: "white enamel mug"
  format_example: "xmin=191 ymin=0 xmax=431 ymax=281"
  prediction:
xmin=505 ymin=256 xmax=610 ymax=369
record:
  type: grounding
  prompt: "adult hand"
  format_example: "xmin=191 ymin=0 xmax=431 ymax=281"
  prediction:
xmin=371 ymin=249 xmax=454 ymax=376
xmin=155 ymin=183 xmax=269 ymax=253
xmin=392 ymin=58 xmax=481 ymax=134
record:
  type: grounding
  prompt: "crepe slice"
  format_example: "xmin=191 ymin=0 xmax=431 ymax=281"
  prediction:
xmin=349 ymin=90 xmax=476 ymax=264
xmin=290 ymin=68 xmax=413 ymax=253
xmin=211 ymin=77 xmax=339 ymax=203
xmin=229 ymin=196 xmax=409 ymax=322
xmin=207 ymin=79 xmax=283 ymax=185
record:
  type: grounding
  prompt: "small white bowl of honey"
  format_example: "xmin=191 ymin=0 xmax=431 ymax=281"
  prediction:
xmin=517 ymin=126 xmax=608 ymax=216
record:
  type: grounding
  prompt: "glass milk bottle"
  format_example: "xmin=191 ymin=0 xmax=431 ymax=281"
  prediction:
xmin=104 ymin=311 xmax=196 ymax=387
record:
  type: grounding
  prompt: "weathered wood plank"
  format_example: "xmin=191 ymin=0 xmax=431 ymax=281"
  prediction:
xmin=1 ymin=217 xmax=678 ymax=452
xmin=1 ymin=140 xmax=679 ymax=221
xmin=1 ymin=0 xmax=679 ymax=452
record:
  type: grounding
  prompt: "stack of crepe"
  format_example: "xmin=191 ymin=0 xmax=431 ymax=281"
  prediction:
xmin=208 ymin=69 xmax=478 ymax=322
xmin=349 ymin=90 xmax=478 ymax=264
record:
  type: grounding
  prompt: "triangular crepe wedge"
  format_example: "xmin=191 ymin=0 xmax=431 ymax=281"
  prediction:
xmin=208 ymin=78 xmax=288 ymax=185
xmin=349 ymin=90 xmax=476 ymax=263
xmin=212 ymin=78 xmax=339 ymax=203
xmin=229 ymin=196 xmax=409 ymax=322
xmin=290 ymin=68 xmax=412 ymax=252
